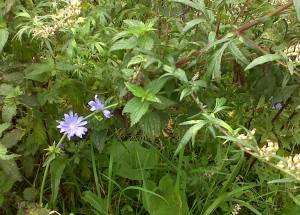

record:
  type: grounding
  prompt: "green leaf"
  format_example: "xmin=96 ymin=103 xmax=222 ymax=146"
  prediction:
xmin=1 ymin=128 xmax=25 ymax=148
xmin=245 ymin=54 xmax=283 ymax=70
xmin=144 ymin=90 xmax=161 ymax=103
xmin=175 ymin=121 xmax=207 ymax=156
xmin=3 ymin=72 xmax=24 ymax=83
xmin=82 ymin=191 xmax=106 ymax=214
xmin=0 ymin=84 xmax=14 ymax=96
xmin=32 ymin=119 xmax=47 ymax=145
xmin=144 ymin=77 xmax=170 ymax=94
xmin=0 ymin=159 xmax=22 ymax=181
xmin=137 ymin=35 xmax=154 ymax=50
xmin=125 ymin=82 xmax=146 ymax=98
xmin=294 ymin=0 xmax=300 ymax=21
xmin=228 ymin=42 xmax=250 ymax=66
xmin=207 ymin=42 xmax=230 ymax=79
xmin=50 ymin=158 xmax=67 ymax=205
xmin=139 ymin=112 xmax=161 ymax=140
xmin=0 ymin=27 xmax=9 ymax=53
xmin=151 ymin=95 xmax=175 ymax=110
xmin=110 ymin=36 xmax=138 ymax=51
xmin=2 ymin=104 xmax=17 ymax=123
xmin=183 ymin=18 xmax=206 ymax=34
xmin=127 ymin=55 xmax=147 ymax=68
xmin=23 ymin=187 xmax=38 ymax=201
xmin=123 ymin=98 xmax=150 ymax=126
xmin=0 ymin=123 xmax=10 ymax=138
xmin=24 ymin=63 xmax=53 ymax=82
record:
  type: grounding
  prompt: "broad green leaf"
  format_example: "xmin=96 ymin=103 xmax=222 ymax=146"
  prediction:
xmin=144 ymin=90 xmax=161 ymax=103
xmin=127 ymin=55 xmax=146 ymax=68
xmin=125 ymin=82 xmax=146 ymax=98
xmin=151 ymin=95 xmax=175 ymax=110
xmin=0 ymin=159 xmax=22 ymax=181
xmin=3 ymin=72 xmax=24 ymax=83
xmin=110 ymin=36 xmax=138 ymax=51
xmin=228 ymin=42 xmax=250 ymax=66
xmin=144 ymin=77 xmax=170 ymax=94
xmin=137 ymin=35 xmax=154 ymax=50
xmin=245 ymin=54 xmax=283 ymax=70
xmin=0 ymin=27 xmax=9 ymax=53
xmin=0 ymin=123 xmax=10 ymax=138
xmin=207 ymin=42 xmax=230 ymax=79
xmin=175 ymin=121 xmax=207 ymax=156
xmin=24 ymin=63 xmax=53 ymax=82
xmin=183 ymin=18 xmax=206 ymax=34
xmin=2 ymin=104 xmax=17 ymax=123
xmin=294 ymin=0 xmax=300 ymax=21
xmin=123 ymin=97 xmax=150 ymax=126
xmin=139 ymin=112 xmax=161 ymax=140
xmin=1 ymin=128 xmax=25 ymax=148
xmin=23 ymin=187 xmax=38 ymax=201
xmin=32 ymin=119 xmax=47 ymax=145
xmin=0 ymin=84 xmax=14 ymax=96
xmin=82 ymin=191 xmax=106 ymax=214
xmin=50 ymin=159 xmax=67 ymax=205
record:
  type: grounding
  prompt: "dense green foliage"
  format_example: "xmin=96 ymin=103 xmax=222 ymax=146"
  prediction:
xmin=0 ymin=0 xmax=300 ymax=214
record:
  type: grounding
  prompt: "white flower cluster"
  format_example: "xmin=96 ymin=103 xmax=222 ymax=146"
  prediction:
xmin=237 ymin=129 xmax=256 ymax=140
xmin=277 ymin=154 xmax=300 ymax=173
xmin=270 ymin=0 xmax=290 ymax=5
xmin=259 ymin=139 xmax=279 ymax=161
xmin=232 ymin=204 xmax=241 ymax=215
xmin=31 ymin=0 xmax=82 ymax=38
xmin=284 ymin=44 xmax=300 ymax=66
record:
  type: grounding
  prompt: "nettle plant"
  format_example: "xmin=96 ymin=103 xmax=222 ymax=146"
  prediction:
xmin=0 ymin=0 xmax=300 ymax=214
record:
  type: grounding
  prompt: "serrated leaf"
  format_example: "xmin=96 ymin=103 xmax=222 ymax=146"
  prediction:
xmin=50 ymin=158 xmax=67 ymax=205
xmin=2 ymin=104 xmax=17 ymax=122
xmin=0 ymin=84 xmax=14 ymax=96
xmin=228 ymin=42 xmax=250 ymax=66
xmin=207 ymin=42 xmax=230 ymax=79
xmin=144 ymin=90 xmax=161 ymax=103
xmin=183 ymin=18 xmax=206 ymax=34
xmin=3 ymin=72 xmax=24 ymax=83
xmin=0 ymin=123 xmax=10 ymax=138
xmin=245 ymin=54 xmax=283 ymax=70
xmin=127 ymin=55 xmax=146 ymax=68
xmin=137 ymin=35 xmax=154 ymax=50
xmin=110 ymin=36 xmax=138 ymax=51
xmin=139 ymin=112 xmax=161 ymax=140
xmin=2 ymin=128 xmax=25 ymax=148
xmin=0 ymin=27 xmax=9 ymax=53
xmin=0 ymin=159 xmax=22 ymax=181
xmin=294 ymin=0 xmax=300 ymax=21
xmin=125 ymin=82 xmax=146 ymax=97
xmin=151 ymin=96 xmax=175 ymax=110
xmin=145 ymin=77 xmax=170 ymax=94
xmin=123 ymin=97 xmax=150 ymax=126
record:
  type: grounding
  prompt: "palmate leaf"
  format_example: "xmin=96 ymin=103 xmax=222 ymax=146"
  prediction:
xmin=123 ymin=97 xmax=150 ymax=126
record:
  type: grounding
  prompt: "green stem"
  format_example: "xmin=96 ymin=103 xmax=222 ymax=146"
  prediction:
xmin=84 ymin=103 xmax=118 ymax=120
xmin=39 ymin=163 xmax=50 ymax=206
xmin=107 ymin=140 xmax=115 ymax=214
xmin=91 ymin=141 xmax=102 ymax=199
xmin=39 ymin=134 xmax=66 ymax=206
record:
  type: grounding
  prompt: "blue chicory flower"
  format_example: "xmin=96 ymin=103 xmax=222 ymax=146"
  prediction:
xmin=59 ymin=144 xmax=65 ymax=150
xmin=272 ymin=102 xmax=282 ymax=110
xmin=57 ymin=111 xmax=88 ymax=140
xmin=88 ymin=95 xmax=113 ymax=118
